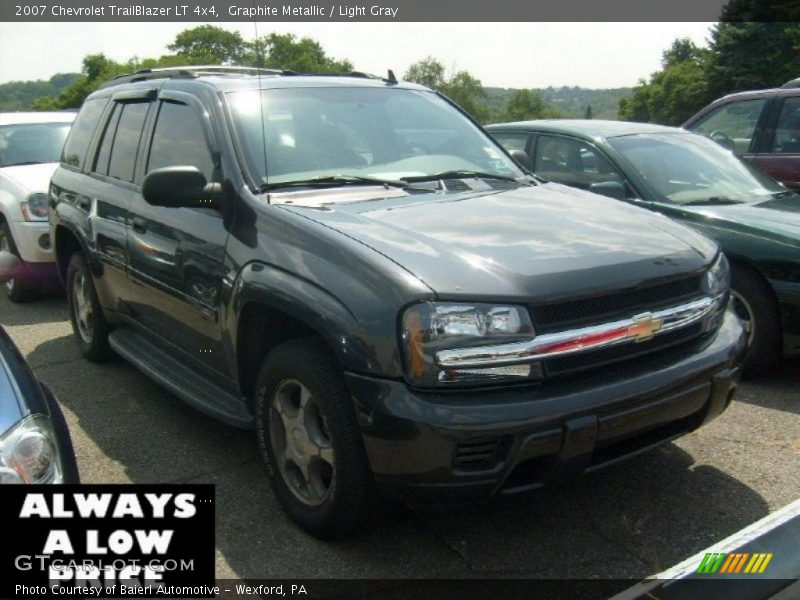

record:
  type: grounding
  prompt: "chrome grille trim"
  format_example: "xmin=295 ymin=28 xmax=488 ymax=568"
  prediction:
xmin=436 ymin=294 xmax=725 ymax=369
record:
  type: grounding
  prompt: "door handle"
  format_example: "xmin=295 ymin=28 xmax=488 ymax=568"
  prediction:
xmin=131 ymin=217 xmax=147 ymax=233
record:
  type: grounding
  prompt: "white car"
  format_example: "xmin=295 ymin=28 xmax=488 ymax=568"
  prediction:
xmin=0 ymin=112 xmax=75 ymax=301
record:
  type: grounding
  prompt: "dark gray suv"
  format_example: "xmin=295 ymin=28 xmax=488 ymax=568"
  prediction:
xmin=50 ymin=66 xmax=745 ymax=538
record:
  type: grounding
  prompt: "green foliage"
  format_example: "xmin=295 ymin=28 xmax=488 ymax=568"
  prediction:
xmin=404 ymin=57 xmax=491 ymax=122
xmin=618 ymin=38 xmax=710 ymax=125
xmin=0 ymin=73 xmax=78 ymax=111
xmin=705 ymin=21 xmax=800 ymax=98
xmin=168 ymin=24 xmax=248 ymax=64
xmin=500 ymin=89 xmax=563 ymax=121
xmin=585 ymin=105 xmax=593 ymax=119
xmin=619 ymin=9 xmax=800 ymax=125
xmin=258 ymin=33 xmax=353 ymax=73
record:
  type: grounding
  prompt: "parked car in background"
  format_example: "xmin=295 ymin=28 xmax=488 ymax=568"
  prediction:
xmin=51 ymin=67 xmax=744 ymax=538
xmin=487 ymin=120 xmax=800 ymax=374
xmin=684 ymin=79 xmax=800 ymax=191
xmin=0 ymin=252 xmax=79 ymax=483
xmin=0 ymin=111 xmax=75 ymax=301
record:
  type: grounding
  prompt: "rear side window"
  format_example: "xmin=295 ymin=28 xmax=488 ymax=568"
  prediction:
xmin=62 ymin=98 xmax=107 ymax=169
xmin=534 ymin=135 xmax=624 ymax=191
xmin=108 ymin=102 xmax=150 ymax=182
xmin=147 ymin=101 xmax=214 ymax=180
xmin=770 ymin=97 xmax=800 ymax=153
xmin=93 ymin=104 xmax=120 ymax=176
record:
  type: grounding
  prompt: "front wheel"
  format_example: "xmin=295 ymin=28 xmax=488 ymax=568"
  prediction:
xmin=730 ymin=264 xmax=781 ymax=376
xmin=254 ymin=338 xmax=379 ymax=539
xmin=67 ymin=253 xmax=112 ymax=362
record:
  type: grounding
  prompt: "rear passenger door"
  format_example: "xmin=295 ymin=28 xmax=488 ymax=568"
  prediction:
xmin=86 ymin=94 xmax=153 ymax=310
xmin=749 ymin=95 xmax=800 ymax=190
xmin=126 ymin=92 xmax=230 ymax=379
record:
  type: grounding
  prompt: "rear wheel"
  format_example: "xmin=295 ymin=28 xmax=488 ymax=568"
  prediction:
xmin=67 ymin=253 xmax=112 ymax=362
xmin=0 ymin=223 xmax=36 ymax=302
xmin=730 ymin=264 xmax=781 ymax=376
xmin=254 ymin=337 xmax=379 ymax=539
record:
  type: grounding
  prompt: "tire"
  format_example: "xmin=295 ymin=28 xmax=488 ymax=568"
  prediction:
xmin=254 ymin=337 xmax=379 ymax=539
xmin=66 ymin=252 xmax=112 ymax=362
xmin=0 ymin=222 xmax=37 ymax=302
xmin=730 ymin=263 xmax=781 ymax=376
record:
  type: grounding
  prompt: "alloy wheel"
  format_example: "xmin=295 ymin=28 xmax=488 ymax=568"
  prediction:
xmin=72 ymin=271 xmax=94 ymax=344
xmin=731 ymin=289 xmax=755 ymax=347
xmin=269 ymin=379 xmax=335 ymax=506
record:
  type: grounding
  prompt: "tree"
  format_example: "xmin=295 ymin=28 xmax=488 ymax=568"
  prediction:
xmin=168 ymin=25 xmax=248 ymax=64
xmin=404 ymin=57 xmax=490 ymax=122
xmin=501 ymin=90 xmax=546 ymax=121
xmin=618 ymin=38 xmax=709 ymax=125
xmin=257 ymin=33 xmax=353 ymax=72
xmin=705 ymin=20 xmax=800 ymax=97
xmin=585 ymin=105 xmax=593 ymax=119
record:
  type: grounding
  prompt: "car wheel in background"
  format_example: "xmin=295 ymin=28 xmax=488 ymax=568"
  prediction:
xmin=0 ymin=223 xmax=36 ymax=303
xmin=730 ymin=263 xmax=781 ymax=376
xmin=254 ymin=337 xmax=380 ymax=539
xmin=67 ymin=253 xmax=112 ymax=362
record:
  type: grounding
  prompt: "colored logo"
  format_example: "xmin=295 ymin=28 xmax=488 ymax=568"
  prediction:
xmin=628 ymin=313 xmax=663 ymax=342
xmin=697 ymin=552 xmax=773 ymax=574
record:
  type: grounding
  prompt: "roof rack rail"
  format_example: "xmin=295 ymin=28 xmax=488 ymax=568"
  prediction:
xmin=98 ymin=65 xmax=288 ymax=89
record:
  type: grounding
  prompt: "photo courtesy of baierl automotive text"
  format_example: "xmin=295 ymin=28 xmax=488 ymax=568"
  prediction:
xmin=0 ymin=0 xmax=798 ymax=599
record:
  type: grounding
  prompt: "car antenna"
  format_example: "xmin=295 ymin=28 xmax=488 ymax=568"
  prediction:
xmin=386 ymin=69 xmax=398 ymax=84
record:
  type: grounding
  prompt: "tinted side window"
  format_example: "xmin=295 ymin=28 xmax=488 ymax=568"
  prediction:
xmin=93 ymin=104 xmax=120 ymax=176
xmin=770 ymin=97 xmax=800 ymax=153
xmin=690 ymin=98 xmax=767 ymax=154
xmin=534 ymin=135 xmax=624 ymax=192
xmin=62 ymin=98 xmax=108 ymax=169
xmin=492 ymin=132 xmax=530 ymax=154
xmin=108 ymin=102 xmax=150 ymax=182
xmin=147 ymin=101 xmax=214 ymax=180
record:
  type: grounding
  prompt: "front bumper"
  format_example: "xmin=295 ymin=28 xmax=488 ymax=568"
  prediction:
xmin=6 ymin=220 xmax=59 ymax=291
xmin=347 ymin=310 xmax=746 ymax=501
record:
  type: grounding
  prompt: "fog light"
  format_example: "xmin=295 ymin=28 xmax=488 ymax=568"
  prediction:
xmin=38 ymin=234 xmax=51 ymax=250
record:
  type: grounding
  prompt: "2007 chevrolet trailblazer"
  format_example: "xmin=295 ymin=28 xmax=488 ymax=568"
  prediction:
xmin=50 ymin=66 xmax=746 ymax=538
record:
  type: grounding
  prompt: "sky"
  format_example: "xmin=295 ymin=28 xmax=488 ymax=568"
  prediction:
xmin=0 ymin=22 xmax=714 ymax=89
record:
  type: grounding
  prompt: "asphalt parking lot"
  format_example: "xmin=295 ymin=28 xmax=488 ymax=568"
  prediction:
xmin=1 ymin=292 xmax=799 ymax=581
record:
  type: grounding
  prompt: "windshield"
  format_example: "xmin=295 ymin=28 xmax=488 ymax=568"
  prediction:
xmin=0 ymin=122 xmax=72 ymax=168
xmin=608 ymin=132 xmax=787 ymax=205
xmin=227 ymin=87 xmax=523 ymax=187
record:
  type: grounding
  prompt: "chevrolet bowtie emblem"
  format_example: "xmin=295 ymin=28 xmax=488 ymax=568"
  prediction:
xmin=628 ymin=314 xmax=664 ymax=342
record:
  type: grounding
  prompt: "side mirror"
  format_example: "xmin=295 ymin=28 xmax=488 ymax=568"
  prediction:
xmin=589 ymin=180 xmax=627 ymax=201
xmin=142 ymin=166 xmax=223 ymax=209
xmin=510 ymin=149 xmax=532 ymax=169
xmin=0 ymin=251 xmax=21 ymax=284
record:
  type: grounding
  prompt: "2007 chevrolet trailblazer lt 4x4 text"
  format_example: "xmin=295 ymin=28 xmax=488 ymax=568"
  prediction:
xmin=50 ymin=66 xmax=746 ymax=538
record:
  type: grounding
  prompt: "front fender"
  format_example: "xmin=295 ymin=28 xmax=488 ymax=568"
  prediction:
xmin=229 ymin=261 xmax=383 ymax=375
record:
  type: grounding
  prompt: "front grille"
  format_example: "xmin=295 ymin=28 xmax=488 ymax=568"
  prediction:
xmin=544 ymin=322 xmax=706 ymax=378
xmin=533 ymin=275 xmax=703 ymax=333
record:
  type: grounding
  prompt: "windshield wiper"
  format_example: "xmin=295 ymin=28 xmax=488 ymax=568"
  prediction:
xmin=682 ymin=196 xmax=745 ymax=206
xmin=403 ymin=170 xmax=524 ymax=184
xmin=258 ymin=175 xmax=407 ymax=192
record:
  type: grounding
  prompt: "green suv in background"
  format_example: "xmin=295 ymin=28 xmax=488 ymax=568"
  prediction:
xmin=487 ymin=120 xmax=800 ymax=374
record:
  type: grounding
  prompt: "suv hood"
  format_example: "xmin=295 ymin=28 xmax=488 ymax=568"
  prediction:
xmin=278 ymin=183 xmax=717 ymax=302
xmin=0 ymin=163 xmax=58 ymax=194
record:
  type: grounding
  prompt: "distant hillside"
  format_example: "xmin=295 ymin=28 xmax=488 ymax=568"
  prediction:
xmin=486 ymin=86 xmax=633 ymax=121
xmin=0 ymin=73 xmax=80 ymax=112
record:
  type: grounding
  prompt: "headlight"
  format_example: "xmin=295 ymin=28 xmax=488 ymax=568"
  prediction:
xmin=401 ymin=302 xmax=536 ymax=386
xmin=701 ymin=253 xmax=731 ymax=298
xmin=0 ymin=414 xmax=62 ymax=484
xmin=21 ymin=193 xmax=49 ymax=221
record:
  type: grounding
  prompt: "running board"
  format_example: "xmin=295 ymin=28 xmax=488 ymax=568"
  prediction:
xmin=108 ymin=328 xmax=254 ymax=429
